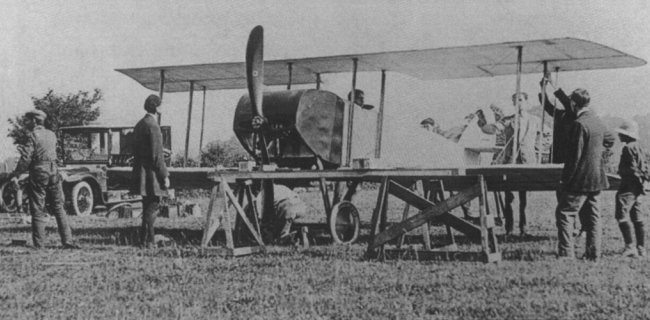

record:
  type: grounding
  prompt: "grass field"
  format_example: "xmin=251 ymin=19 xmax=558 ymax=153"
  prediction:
xmin=1 ymin=190 xmax=650 ymax=319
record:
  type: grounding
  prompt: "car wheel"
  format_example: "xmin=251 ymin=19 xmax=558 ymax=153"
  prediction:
xmin=0 ymin=180 xmax=28 ymax=213
xmin=71 ymin=181 xmax=94 ymax=216
xmin=329 ymin=201 xmax=360 ymax=244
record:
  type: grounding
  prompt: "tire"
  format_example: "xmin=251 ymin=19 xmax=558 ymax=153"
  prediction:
xmin=71 ymin=181 xmax=94 ymax=216
xmin=329 ymin=201 xmax=360 ymax=244
xmin=0 ymin=180 xmax=28 ymax=213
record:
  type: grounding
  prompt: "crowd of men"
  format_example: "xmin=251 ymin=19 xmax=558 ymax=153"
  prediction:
xmin=420 ymin=75 xmax=649 ymax=260
xmin=8 ymin=81 xmax=648 ymax=260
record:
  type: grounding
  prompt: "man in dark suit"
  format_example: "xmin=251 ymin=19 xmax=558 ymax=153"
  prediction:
xmin=131 ymin=95 xmax=170 ymax=248
xmin=553 ymin=87 xmax=615 ymax=260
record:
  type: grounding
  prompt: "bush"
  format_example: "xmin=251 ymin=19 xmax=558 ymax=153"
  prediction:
xmin=200 ymin=136 xmax=249 ymax=167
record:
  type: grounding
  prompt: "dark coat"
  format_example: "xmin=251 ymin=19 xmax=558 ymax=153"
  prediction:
xmin=541 ymin=89 xmax=575 ymax=164
xmin=561 ymin=109 xmax=615 ymax=192
xmin=131 ymin=114 xmax=168 ymax=196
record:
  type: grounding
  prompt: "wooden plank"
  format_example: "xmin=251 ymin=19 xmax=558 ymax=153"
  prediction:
xmin=232 ymin=246 xmax=265 ymax=256
xmin=371 ymin=183 xmax=481 ymax=249
xmin=106 ymin=165 xmax=619 ymax=192
xmin=478 ymin=176 xmax=490 ymax=255
xmin=200 ymin=185 xmax=220 ymax=247
xmin=199 ymin=246 xmax=232 ymax=257
xmin=367 ymin=176 xmax=389 ymax=256
xmin=220 ymin=179 xmax=235 ymax=249
xmin=388 ymin=180 xmax=434 ymax=210
xmin=390 ymin=180 xmax=480 ymax=239
xmin=244 ymin=184 xmax=262 ymax=239
xmin=199 ymin=246 xmax=265 ymax=257
xmin=215 ymin=168 xmax=462 ymax=182
xmin=377 ymin=249 xmax=494 ymax=262
xmin=183 ymin=81 xmax=195 ymax=167
xmin=436 ymin=214 xmax=481 ymax=240
xmin=223 ymin=183 xmax=265 ymax=247
xmin=414 ymin=180 xmax=432 ymax=251
xmin=316 ymin=158 xmax=332 ymax=216
xmin=107 ymin=167 xmax=216 ymax=190
xmin=397 ymin=199 xmax=411 ymax=250
xmin=432 ymin=179 xmax=456 ymax=247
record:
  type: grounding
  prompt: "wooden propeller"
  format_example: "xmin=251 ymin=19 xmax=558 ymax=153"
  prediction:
xmin=245 ymin=25 xmax=274 ymax=238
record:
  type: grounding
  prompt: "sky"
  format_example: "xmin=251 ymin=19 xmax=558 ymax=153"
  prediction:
xmin=1 ymin=0 xmax=650 ymax=160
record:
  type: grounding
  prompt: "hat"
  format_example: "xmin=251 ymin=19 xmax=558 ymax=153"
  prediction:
xmin=616 ymin=119 xmax=639 ymax=140
xmin=420 ymin=117 xmax=435 ymax=126
xmin=25 ymin=109 xmax=47 ymax=121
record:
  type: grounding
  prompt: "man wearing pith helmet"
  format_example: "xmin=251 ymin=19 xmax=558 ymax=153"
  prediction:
xmin=10 ymin=109 xmax=79 ymax=249
xmin=131 ymin=94 xmax=170 ymax=248
xmin=614 ymin=119 xmax=648 ymax=257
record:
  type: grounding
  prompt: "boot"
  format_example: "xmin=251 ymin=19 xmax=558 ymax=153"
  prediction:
xmin=634 ymin=221 xmax=645 ymax=248
xmin=622 ymin=243 xmax=638 ymax=257
xmin=619 ymin=221 xmax=635 ymax=257
xmin=619 ymin=221 xmax=634 ymax=244
xmin=637 ymin=246 xmax=646 ymax=257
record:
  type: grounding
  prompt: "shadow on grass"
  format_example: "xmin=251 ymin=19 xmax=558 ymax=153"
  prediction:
xmin=1 ymin=223 xmax=560 ymax=262
xmin=497 ymin=233 xmax=551 ymax=244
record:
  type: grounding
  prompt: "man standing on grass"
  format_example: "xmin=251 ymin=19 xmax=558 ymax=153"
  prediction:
xmin=477 ymin=92 xmax=540 ymax=236
xmin=540 ymin=76 xmax=589 ymax=239
xmin=551 ymin=86 xmax=614 ymax=260
xmin=10 ymin=110 xmax=79 ymax=249
xmin=131 ymin=95 xmax=170 ymax=248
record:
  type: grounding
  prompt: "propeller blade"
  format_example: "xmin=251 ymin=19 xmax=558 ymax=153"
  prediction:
xmin=246 ymin=25 xmax=264 ymax=118
xmin=246 ymin=26 xmax=274 ymax=227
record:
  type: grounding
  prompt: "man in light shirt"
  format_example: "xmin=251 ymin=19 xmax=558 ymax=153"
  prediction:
xmin=478 ymin=92 xmax=541 ymax=236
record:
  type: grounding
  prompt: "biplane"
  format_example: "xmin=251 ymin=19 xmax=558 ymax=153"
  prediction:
xmin=112 ymin=27 xmax=645 ymax=261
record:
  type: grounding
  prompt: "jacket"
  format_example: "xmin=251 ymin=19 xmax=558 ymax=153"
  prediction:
xmin=618 ymin=141 xmax=646 ymax=193
xmin=13 ymin=125 xmax=59 ymax=177
xmin=561 ymin=109 xmax=615 ymax=192
xmin=131 ymin=114 xmax=168 ymax=196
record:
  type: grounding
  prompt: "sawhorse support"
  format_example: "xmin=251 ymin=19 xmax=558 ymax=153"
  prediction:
xmin=200 ymin=177 xmax=266 ymax=257
xmin=367 ymin=175 xmax=500 ymax=263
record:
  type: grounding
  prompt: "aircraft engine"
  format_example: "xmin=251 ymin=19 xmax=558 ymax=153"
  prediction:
xmin=233 ymin=89 xmax=345 ymax=169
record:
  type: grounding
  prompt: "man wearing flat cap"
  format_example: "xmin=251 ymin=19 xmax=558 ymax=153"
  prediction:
xmin=10 ymin=109 xmax=79 ymax=249
xmin=131 ymin=94 xmax=170 ymax=248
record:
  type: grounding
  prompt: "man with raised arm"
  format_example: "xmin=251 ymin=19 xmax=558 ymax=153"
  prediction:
xmin=549 ymin=85 xmax=615 ymax=260
xmin=477 ymin=92 xmax=540 ymax=236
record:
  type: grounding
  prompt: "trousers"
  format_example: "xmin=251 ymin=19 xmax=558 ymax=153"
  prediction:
xmin=616 ymin=183 xmax=645 ymax=247
xmin=141 ymin=196 xmax=160 ymax=245
xmin=503 ymin=191 xmax=527 ymax=234
xmin=555 ymin=190 xmax=601 ymax=259
xmin=28 ymin=171 xmax=73 ymax=247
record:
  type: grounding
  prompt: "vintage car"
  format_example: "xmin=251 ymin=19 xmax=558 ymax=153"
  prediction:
xmin=0 ymin=124 xmax=171 ymax=216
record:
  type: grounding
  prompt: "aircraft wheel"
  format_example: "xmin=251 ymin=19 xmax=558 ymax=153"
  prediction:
xmin=71 ymin=181 xmax=94 ymax=216
xmin=329 ymin=201 xmax=360 ymax=244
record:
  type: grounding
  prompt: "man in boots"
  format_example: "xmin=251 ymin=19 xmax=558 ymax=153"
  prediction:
xmin=615 ymin=119 xmax=647 ymax=257
xmin=10 ymin=110 xmax=79 ymax=249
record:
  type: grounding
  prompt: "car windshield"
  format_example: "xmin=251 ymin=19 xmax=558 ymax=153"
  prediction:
xmin=62 ymin=131 xmax=110 ymax=162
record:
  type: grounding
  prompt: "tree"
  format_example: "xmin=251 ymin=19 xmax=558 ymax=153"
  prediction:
xmin=200 ymin=136 xmax=249 ymax=167
xmin=8 ymin=89 xmax=102 ymax=148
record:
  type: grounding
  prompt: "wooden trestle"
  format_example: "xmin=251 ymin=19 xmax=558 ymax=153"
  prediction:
xmin=366 ymin=175 xmax=500 ymax=263
xmin=197 ymin=169 xmax=504 ymax=262
xmin=200 ymin=177 xmax=266 ymax=257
